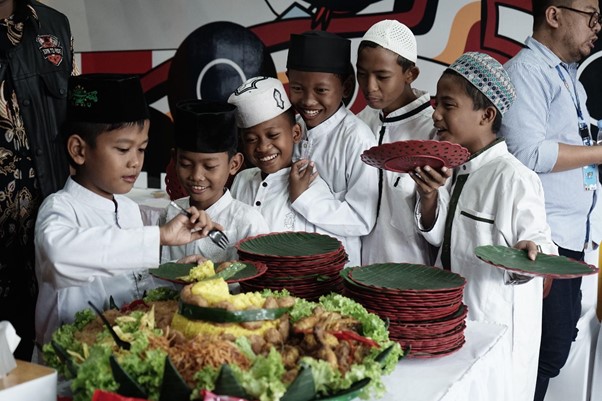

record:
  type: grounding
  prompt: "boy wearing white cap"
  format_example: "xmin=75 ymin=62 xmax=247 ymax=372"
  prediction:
xmin=228 ymin=77 xmax=335 ymax=234
xmin=412 ymin=52 xmax=556 ymax=401
xmin=356 ymin=19 xmax=437 ymax=266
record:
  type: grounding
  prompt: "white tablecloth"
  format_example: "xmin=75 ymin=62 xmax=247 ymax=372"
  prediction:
xmin=125 ymin=188 xmax=171 ymax=226
xmin=377 ymin=320 xmax=507 ymax=401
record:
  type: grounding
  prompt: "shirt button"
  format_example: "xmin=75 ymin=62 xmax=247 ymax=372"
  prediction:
xmin=255 ymin=201 xmax=261 ymax=206
xmin=262 ymin=182 xmax=267 ymax=187
xmin=23 ymin=99 xmax=31 ymax=106
xmin=462 ymin=165 xmax=466 ymax=170
xmin=36 ymin=148 xmax=43 ymax=156
xmin=59 ymin=88 xmax=66 ymax=95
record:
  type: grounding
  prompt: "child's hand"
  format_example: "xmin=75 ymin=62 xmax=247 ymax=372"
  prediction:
xmin=159 ymin=207 xmax=224 ymax=245
xmin=513 ymin=240 xmax=540 ymax=261
xmin=409 ymin=165 xmax=451 ymax=198
xmin=289 ymin=160 xmax=317 ymax=202
xmin=410 ymin=166 xmax=452 ymax=229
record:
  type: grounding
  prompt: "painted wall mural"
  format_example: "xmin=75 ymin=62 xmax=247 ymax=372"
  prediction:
xmin=47 ymin=0 xmax=601 ymax=181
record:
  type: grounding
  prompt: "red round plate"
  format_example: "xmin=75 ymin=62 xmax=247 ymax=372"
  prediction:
xmin=383 ymin=155 xmax=445 ymax=173
xmin=361 ymin=140 xmax=470 ymax=172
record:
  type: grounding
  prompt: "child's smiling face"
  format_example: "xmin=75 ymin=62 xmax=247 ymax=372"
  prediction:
xmin=241 ymin=112 xmax=301 ymax=175
xmin=71 ymin=121 xmax=149 ymax=199
xmin=175 ymin=149 xmax=242 ymax=210
xmin=287 ymin=69 xmax=346 ymax=129
xmin=432 ymin=74 xmax=496 ymax=154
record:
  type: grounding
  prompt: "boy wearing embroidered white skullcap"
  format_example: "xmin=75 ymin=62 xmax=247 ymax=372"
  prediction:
xmin=412 ymin=52 xmax=556 ymax=401
xmin=228 ymin=77 xmax=334 ymax=234
xmin=356 ymin=19 xmax=438 ymax=266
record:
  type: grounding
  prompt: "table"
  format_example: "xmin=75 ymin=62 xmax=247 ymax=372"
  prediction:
xmin=124 ymin=187 xmax=171 ymax=226
xmin=0 ymin=360 xmax=56 ymax=401
xmin=377 ymin=320 xmax=508 ymax=401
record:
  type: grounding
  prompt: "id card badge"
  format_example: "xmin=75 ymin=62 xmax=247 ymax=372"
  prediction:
xmin=581 ymin=131 xmax=597 ymax=191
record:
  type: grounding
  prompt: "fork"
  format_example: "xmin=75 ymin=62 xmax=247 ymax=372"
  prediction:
xmin=169 ymin=201 xmax=229 ymax=249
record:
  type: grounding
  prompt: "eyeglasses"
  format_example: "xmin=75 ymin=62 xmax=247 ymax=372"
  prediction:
xmin=557 ymin=6 xmax=602 ymax=29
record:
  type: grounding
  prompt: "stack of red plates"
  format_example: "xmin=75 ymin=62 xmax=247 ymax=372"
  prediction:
xmin=235 ymin=232 xmax=348 ymax=300
xmin=341 ymin=263 xmax=468 ymax=358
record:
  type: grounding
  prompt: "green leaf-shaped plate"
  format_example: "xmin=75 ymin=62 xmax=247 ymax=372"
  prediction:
xmin=347 ymin=263 xmax=465 ymax=291
xmin=236 ymin=232 xmax=341 ymax=257
xmin=149 ymin=261 xmax=266 ymax=284
xmin=475 ymin=245 xmax=598 ymax=278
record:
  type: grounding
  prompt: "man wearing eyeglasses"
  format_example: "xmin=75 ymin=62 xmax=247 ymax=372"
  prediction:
xmin=499 ymin=1 xmax=601 ymax=400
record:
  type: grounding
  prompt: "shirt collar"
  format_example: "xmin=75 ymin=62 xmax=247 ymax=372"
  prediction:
xmin=64 ymin=177 xmax=119 ymax=212
xmin=525 ymin=36 xmax=578 ymax=71
xmin=379 ymin=89 xmax=432 ymax=124
xmin=204 ymin=189 xmax=233 ymax=218
xmin=458 ymin=138 xmax=506 ymax=174
xmin=304 ymin=104 xmax=347 ymax=137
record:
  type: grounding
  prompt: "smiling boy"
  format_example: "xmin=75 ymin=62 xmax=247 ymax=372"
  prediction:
xmin=286 ymin=30 xmax=378 ymax=267
xmin=355 ymin=20 xmax=437 ymax=266
xmin=34 ymin=74 xmax=220 ymax=346
xmin=161 ymin=99 xmax=269 ymax=263
xmin=229 ymin=76 xmax=335 ymax=233
xmin=411 ymin=53 xmax=557 ymax=401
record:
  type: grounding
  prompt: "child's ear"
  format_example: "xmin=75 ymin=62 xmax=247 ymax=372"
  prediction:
xmin=342 ymin=74 xmax=354 ymax=99
xmin=228 ymin=152 xmax=244 ymax=175
xmin=405 ymin=66 xmax=420 ymax=84
xmin=67 ymin=134 xmax=87 ymax=166
xmin=292 ymin=123 xmax=302 ymax=144
xmin=481 ymin=106 xmax=497 ymax=125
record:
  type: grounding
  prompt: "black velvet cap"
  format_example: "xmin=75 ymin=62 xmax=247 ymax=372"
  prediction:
xmin=67 ymin=73 xmax=149 ymax=123
xmin=286 ymin=30 xmax=351 ymax=75
xmin=174 ymin=99 xmax=238 ymax=153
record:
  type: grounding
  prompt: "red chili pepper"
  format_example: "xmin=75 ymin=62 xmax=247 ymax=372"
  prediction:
xmin=92 ymin=390 xmax=149 ymax=401
xmin=120 ymin=299 xmax=149 ymax=313
xmin=330 ymin=330 xmax=380 ymax=348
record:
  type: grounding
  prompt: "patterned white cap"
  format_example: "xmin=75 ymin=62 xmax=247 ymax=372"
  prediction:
xmin=448 ymin=52 xmax=516 ymax=115
xmin=361 ymin=20 xmax=417 ymax=63
xmin=227 ymin=76 xmax=291 ymax=128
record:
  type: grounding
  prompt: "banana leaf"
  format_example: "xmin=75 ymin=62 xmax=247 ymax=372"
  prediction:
xmin=109 ymin=355 xmax=147 ymax=399
xmin=314 ymin=378 xmax=370 ymax=401
xmin=475 ymin=245 xmax=599 ymax=278
xmin=347 ymin=263 xmax=465 ymax=290
xmin=237 ymin=232 xmax=341 ymax=257
xmin=149 ymin=261 xmax=260 ymax=284
xmin=281 ymin=365 xmax=315 ymax=401
xmin=214 ymin=364 xmax=249 ymax=399
xmin=159 ymin=356 xmax=191 ymax=401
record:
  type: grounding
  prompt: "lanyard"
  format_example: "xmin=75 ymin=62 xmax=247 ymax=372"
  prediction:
xmin=555 ymin=65 xmax=588 ymax=131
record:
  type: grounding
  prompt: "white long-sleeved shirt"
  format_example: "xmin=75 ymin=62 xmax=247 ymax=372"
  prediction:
xmin=35 ymin=177 xmax=162 ymax=344
xmin=358 ymin=89 xmax=438 ymax=265
xmin=417 ymin=140 xmax=557 ymax=401
xmin=231 ymin=166 xmax=352 ymax=253
xmin=161 ymin=190 xmax=269 ymax=263
xmin=293 ymin=105 xmax=378 ymax=267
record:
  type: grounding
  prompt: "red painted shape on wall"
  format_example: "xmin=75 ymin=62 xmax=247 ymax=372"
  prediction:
xmin=80 ymin=50 xmax=152 ymax=74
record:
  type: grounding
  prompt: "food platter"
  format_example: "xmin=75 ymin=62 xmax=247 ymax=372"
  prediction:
xmin=361 ymin=140 xmax=470 ymax=173
xmin=149 ymin=261 xmax=267 ymax=284
xmin=475 ymin=245 xmax=599 ymax=278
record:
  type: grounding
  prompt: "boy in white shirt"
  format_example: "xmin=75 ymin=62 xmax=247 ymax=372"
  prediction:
xmin=286 ymin=31 xmax=378 ymax=267
xmin=356 ymin=20 xmax=437 ymax=265
xmin=229 ymin=76 xmax=338 ymax=236
xmin=35 ymin=74 xmax=220 ymax=346
xmin=412 ymin=52 xmax=556 ymax=401
xmin=161 ymin=100 xmax=269 ymax=263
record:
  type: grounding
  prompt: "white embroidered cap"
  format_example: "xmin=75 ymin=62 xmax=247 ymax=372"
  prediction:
xmin=361 ymin=19 xmax=417 ymax=63
xmin=227 ymin=76 xmax=291 ymax=128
